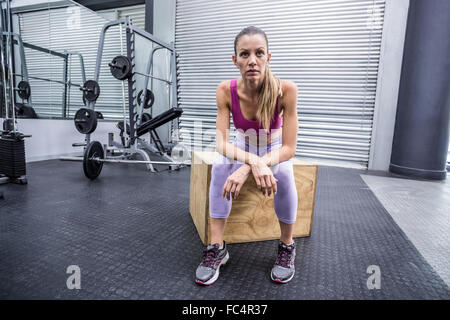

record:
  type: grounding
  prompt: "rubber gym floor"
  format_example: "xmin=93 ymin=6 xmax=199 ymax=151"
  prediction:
xmin=0 ymin=159 xmax=449 ymax=300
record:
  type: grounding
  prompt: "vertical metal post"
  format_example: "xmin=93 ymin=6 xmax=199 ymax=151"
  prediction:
xmin=5 ymin=0 xmax=16 ymax=132
xmin=77 ymin=53 xmax=86 ymax=84
xmin=0 ymin=5 xmax=9 ymax=120
xmin=61 ymin=54 xmax=68 ymax=118
xmin=170 ymin=43 xmax=179 ymax=144
xmin=67 ymin=52 xmax=71 ymax=116
xmin=126 ymin=18 xmax=137 ymax=147
xmin=119 ymin=22 xmax=128 ymax=144
xmin=15 ymin=33 xmax=32 ymax=107
xmin=0 ymin=34 xmax=9 ymax=120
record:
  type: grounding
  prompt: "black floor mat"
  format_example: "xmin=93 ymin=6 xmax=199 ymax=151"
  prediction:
xmin=0 ymin=160 xmax=448 ymax=299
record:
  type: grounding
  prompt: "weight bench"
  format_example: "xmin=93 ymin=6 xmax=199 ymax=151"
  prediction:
xmin=117 ymin=107 xmax=183 ymax=153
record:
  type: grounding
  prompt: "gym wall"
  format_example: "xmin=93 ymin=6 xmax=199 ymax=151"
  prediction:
xmin=1 ymin=0 xmax=410 ymax=170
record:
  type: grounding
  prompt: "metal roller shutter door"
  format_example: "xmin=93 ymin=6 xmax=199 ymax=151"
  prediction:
xmin=118 ymin=5 xmax=145 ymax=30
xmin=175 ymin=0 xmax=386 ymax=168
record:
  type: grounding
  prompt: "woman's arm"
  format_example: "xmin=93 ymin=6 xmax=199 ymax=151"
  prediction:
xmin=215 ymin=81 xmax=253 ymax=199
xmin=261 ymin=80 xmax=299 ymax=167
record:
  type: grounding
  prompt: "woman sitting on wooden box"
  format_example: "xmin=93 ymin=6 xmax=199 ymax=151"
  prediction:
xmin=195 ymin=26 xmax=299 ymax=285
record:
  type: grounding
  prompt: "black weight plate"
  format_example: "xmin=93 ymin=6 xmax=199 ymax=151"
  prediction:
xmin=95 ymin=111 xmax=104 ymax=119
xmin=83 ymin=141 xmax=104 ymax=180
xmin=14 ymin=103 xmax=37 ymax=118
xmin=81 ymin=80 xmax=100 ymax=102
xmin=17 ymin=81 xmax=31 ymax=100
xmin=109 ymin=55 xmax=132 ymax=80
xmin=137 ymin=89 xmax=155 ymax=109
xmin=2 ymin=119 xmax=14 ymax=131
xmin=21 ymin=105 xmax=38 ymax=118
xmin=141 ymin=112 xmax=152 ymax=123
xmin=74 ymin=108 xmax=98 ymax=134
xmin=15 ymin=103 xmax=25 ymax=116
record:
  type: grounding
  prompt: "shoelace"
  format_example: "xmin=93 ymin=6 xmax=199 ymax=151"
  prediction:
xmin=201 ymin=247 xmax=219 ymax=268
xmin=276 ymin=245 xmax=294 ymax=268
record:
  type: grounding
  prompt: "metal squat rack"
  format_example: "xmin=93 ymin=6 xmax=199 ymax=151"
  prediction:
xmin=61 ymin=17 xmax=186 ymax=180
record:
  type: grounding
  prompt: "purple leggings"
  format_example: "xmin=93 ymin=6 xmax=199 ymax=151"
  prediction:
xmin=209 ymin=133 xmax=298 ymax=224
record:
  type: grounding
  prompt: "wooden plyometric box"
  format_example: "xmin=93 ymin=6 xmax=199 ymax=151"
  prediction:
xmin=189 ymin=151 xmax=317 ymax=245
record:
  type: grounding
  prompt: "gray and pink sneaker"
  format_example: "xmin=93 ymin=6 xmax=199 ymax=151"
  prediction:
xmin=195 ymin=241 xmax=229 ymax=285
xmin=271 ymin=241 xmax=296 ymax=283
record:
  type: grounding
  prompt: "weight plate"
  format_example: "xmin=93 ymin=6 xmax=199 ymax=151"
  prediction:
xmin=137 ymin=89 xmax=155 ymax=109
xmin=74 ymin=108 xmax=98 ymax=134
xmin=95 ymin=111 xmax=104 ymax=119
xmin=83 ymin=141 xmax=104 ymax=180
xmin=141 ymin=112 xmax=152 ymax=123
xmin=17 ymin=81 xmax=31 ymax=100
xmin=81 ymin=80 xmax=100 ymax=102
xmin=14 ymin=103 xmax=37 ymax=118
xmin=2 ymin=119 xmax=14 ymax=131
xmin=109 ymin=55 xmax=132 ymax=80
xmin=15 ymin=103 xmax=25 ymax=116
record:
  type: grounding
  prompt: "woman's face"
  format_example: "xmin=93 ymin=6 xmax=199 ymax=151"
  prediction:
xmin=233 ymin=33 xmax=271 ymax=84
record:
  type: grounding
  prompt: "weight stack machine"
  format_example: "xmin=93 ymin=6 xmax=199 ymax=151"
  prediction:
xmin=0 ymin=0 xmax=30 ymax=186
xmin=0 ymin=131 xmax=27 ymax=184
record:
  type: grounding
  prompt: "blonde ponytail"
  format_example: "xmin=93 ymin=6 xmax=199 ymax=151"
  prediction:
xmin=256 ymin=65 xmax=282 ymax=132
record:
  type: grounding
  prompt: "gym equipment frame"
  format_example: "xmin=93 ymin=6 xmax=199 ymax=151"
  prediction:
xmin=61 ymin=17 xmax=185 ymax=179
xmin=2 ymin=31 xmax=87 ymax=118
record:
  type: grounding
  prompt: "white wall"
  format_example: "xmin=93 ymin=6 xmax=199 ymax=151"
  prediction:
xmin=0 ymin=118 xmax=118 ymax=162
xmin=153 ymin=0 xmax=175 ymax=44
xmin=368 ymin=0 xmax=410 ymax=171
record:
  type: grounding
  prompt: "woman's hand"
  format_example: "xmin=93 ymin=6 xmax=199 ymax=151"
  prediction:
xmin=250 ymin=158 xmax=278 ymax=196
xmin=222 ymin=165 xmax=251 ymax=200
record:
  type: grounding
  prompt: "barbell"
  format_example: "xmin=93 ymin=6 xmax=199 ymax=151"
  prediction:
xmin=14 ymin=76 xmax=100 ymax=106
xmin=65 ymin=141 xmax=190 ymax=179
xmin=13 ymin=73 xmax=83 ymax=88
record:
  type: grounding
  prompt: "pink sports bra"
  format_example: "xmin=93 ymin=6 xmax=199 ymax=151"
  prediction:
xmin=230 ymin=78 xmax=282 ymax=135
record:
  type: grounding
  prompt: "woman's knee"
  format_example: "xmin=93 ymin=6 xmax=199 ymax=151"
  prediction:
xmin=272 ymin=161 xmax=295 ymax=188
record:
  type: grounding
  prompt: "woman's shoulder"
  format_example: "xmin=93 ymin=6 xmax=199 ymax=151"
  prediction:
xmin=280 ymin=79 xmax=298 ymax=96
xmin=278 ymin=79 xmax=298 ymax=114
xmin=217 ymin=79 xmax=232 ymax=92
xmin=216 ymin=80 xmax=233 ymax=111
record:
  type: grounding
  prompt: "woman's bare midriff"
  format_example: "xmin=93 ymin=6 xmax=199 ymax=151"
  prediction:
xmin=237 ymin=128 xmax=282 ymax=146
